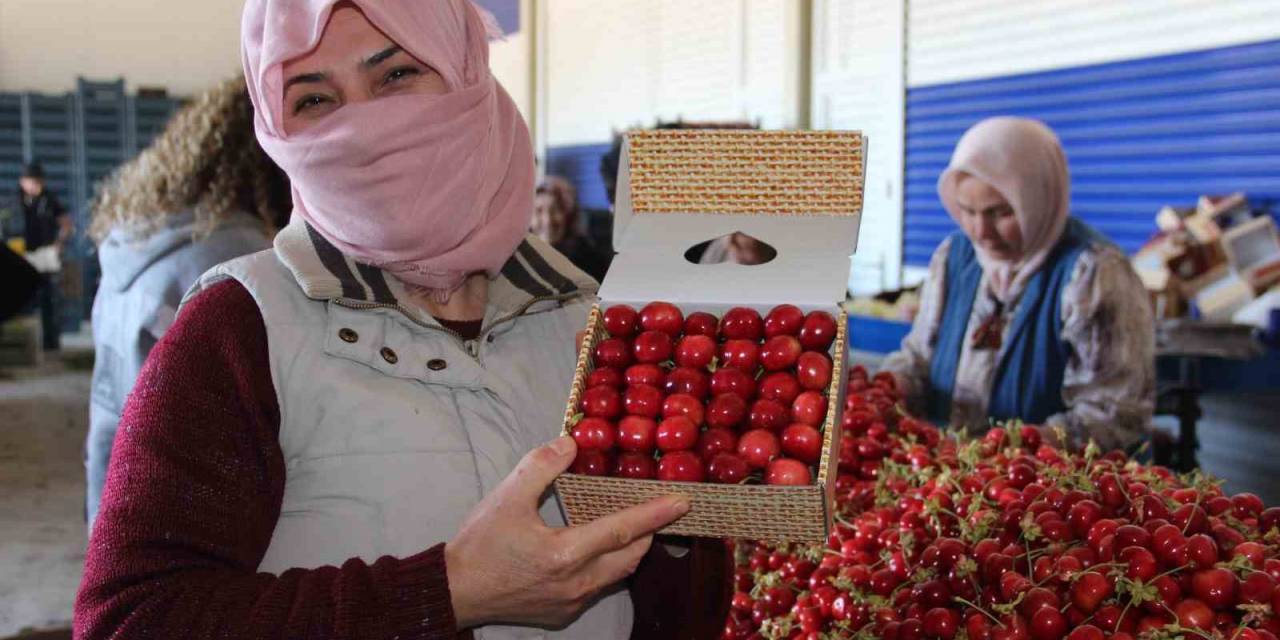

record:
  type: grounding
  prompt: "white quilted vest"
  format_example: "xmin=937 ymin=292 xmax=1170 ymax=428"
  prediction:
xmin=189 ymin=248 xmax=631 ymax=639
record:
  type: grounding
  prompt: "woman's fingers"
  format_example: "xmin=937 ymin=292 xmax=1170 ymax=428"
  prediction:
xmin=585 ymin=534 xmax=656 ymax=587
xmin=561 ymin=495 xmax=689 ymax=563
xmin=497 ymin=436 xmax=577 ymax=509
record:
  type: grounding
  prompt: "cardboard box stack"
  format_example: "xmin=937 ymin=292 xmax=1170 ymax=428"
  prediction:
xmin=1133 ymin=193 xmax=1280 ymax=322
xmin=554 ymin=129 xmax=865 ymax=543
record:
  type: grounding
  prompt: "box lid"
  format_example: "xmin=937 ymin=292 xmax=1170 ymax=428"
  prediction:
xmin=601 ymin=130 xmax=865 ymax=309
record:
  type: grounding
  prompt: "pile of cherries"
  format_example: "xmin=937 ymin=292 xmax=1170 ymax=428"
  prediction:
xmin=569 ymin=301 xmax=839 ymax=485
xmin=726 ymin=366 xmax=1280 ymax=640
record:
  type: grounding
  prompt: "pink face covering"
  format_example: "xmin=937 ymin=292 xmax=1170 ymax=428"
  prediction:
xmin=241 ymin=0 xmax=533 ymax=300
xmin=937 ymin=117 xmax=1071 ymax=303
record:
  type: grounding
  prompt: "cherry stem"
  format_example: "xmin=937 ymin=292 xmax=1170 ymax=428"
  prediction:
xmin=1114 ymin=598 xmax=1138 ymax=635
xmin=953 ymin=596 xmax=1002 ymax=627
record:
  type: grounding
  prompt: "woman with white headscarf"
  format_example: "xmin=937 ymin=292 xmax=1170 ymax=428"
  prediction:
xmin=880 ymin=117 xmax=1154 ymax=451
xmin=73 ymin=1 xmax=733 ymax=638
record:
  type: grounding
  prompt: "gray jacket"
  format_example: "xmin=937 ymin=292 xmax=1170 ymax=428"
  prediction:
xmin=87 ymin=212 xmax=271 ymax=527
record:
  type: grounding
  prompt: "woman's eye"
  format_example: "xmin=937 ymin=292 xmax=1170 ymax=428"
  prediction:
xmin=384 ymin=66 xmax=423 ymax=86
xmin=293 ymin=95 xmax=330 ymax=114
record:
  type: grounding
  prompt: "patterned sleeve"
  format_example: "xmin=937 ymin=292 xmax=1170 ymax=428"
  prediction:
xmin=878 ymin=237 xmax=951 ymax=413
xmin=1046 ymin=246 xmax=1155 ymax=451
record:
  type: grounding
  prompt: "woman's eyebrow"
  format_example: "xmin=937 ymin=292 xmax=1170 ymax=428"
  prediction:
xmin=284 ymin=72 xmax=327 ymax=92
xmin=363 ymin=45 xmax=403 ymax=68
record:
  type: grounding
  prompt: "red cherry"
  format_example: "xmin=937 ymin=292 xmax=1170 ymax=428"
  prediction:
xmin=655 ymin=415 xmax=699 ymax=452
xmin=623 ymin=384 xmax=663 ymax=418
xmin=706 ymin=393 xmax=749 ymax=430
xmin=719 ymin=339 xmax=761 ymax=373
xmin=585 ymin=367 xmax=623 ymax=389
xmin=617 ymin=415 xmax=657 ymax=453
xmin=1070 ymin=572 xmax=1112 ymax=613
xmin=720 ymin=307 xmax=764 ymax=341
xmin=663 ymin=367 xmax=710 ymax=399
xmin=711 ymin=367 xmax=757 ymax=402
xmin=570 ymin=416 xmax=616 ymax=451
xmin=593 ymin=337 xmax=633 ymax=369
xmin=765 ymin=458 xmax=811 ymax=485
xmin=683 ymin=311 xmax=718 ymax=338
xmin=760 ymin=335 xmax=803 ymax=371
xmin=1119 ymin=546 xmax=1157 ymax=582
xmin=639 ymin=301 xmax=683 ymax=337
xmin=738 ymin=429 xmax=781 ymax=469
xmin=796 ymin=351 xmax=833 ymax=391
xmin=759 ymin=371 xmax=801 ymax=405
xmin=580 ymin=385 xmax=622 ymax=419
xmin=791 ymin=390 xmax=828 ymax=426
xmin=1064 ymin=625 xmax=1105 ymax=640
xmin=632 ymin=330 xmax=672 ymax=364
xmin=923 ymin=607 xmax=959 ymax=640
xmin=798 ymin=311 xmax=838 ymax=351
xmin=707 ymin=452 xmax=750 ymax=484
xmin=697 ymin=428 xmax=739 ymax=462
xmin=1174 ymin=598 xmax=1214 ymax=631
xmin=1240 ymin=572 xmax=1276 ymax=604
xmin=764 ymin=304 xmax=805 ymax=338
xmin=1190 ymin=568 xmax=1238 ymax=610
xmin=1186 ymin=533 xmax=1219 ymax=569
xmin=624 ymin=363 xmax=665 ymax=387
xmin=748 ymin=398 xmax=791 ymax=432
xmin=674 ymin=334 xmax=716 ymax=369
xmin=781 ymin=423 xmax=823 ymax=464
xmin=656 ymin=450 xmax=704 ymax=482
xmin=1029 ymin=607 xmax=1066 ymax=640
xmin=662 ymin=393 xmax=705 ymax=426
xmin=571 ymin=449 xmax=611 ymax=476
xmin=613 ymin=451 xmax=655 ymax=479
xmin=602 ymin=304 xmax=639 ymax=338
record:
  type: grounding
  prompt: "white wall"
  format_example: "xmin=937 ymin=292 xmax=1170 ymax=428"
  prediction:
xmin=0 ymin=0 xmax=535 ymax=120
xmin=813 ymin=0 xmax=905 ymax=293
xmin=907 ymin=0 xmax=1280 ymax=87
xmin=0 ymin=0 xmax=241 ymax=95
xmin=544 ymin=0 xmax=804 ymax=147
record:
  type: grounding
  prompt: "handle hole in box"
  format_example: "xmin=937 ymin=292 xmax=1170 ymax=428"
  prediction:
xmin=683 ymin=232 xmax=777 ymax=266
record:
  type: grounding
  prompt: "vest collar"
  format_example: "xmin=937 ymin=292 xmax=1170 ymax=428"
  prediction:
xmin=272 ymin=218 xmax=597 ymax=319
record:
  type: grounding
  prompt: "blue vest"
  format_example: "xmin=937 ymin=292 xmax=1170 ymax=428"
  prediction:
xmin=926 ymin=217 xmax=1111 ymax=425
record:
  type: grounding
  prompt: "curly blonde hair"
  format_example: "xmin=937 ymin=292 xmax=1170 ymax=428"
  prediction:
xmin=89 ymin=75 xmax=290 ymax=242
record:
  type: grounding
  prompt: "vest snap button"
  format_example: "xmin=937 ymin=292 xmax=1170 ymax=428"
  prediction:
xmin=427 ymin=358 xmax=448 ymax=371
xmin=338 ymin=328 xmax=358 ymax=343
xmin=380 ymin=347 xmax=399 ymax=365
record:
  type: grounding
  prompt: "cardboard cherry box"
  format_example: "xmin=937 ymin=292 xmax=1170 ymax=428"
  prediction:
xmin=554 ymin=129 xmax=865 ymax=543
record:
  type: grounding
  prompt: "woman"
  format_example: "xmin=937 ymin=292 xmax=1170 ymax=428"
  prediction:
xmin=880 ymin=117 xmax=1154 ymax=452
xmin=86 ymin=76 xmax=291 ymax=529
xmin=530 ymin=176 xmax=610 ymax=281
xmin=75 ymin=2 xmax=697 ymax=638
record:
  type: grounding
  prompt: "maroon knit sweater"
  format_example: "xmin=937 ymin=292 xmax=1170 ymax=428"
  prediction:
xmin=75 ymin=280 xmax=730 ymax=640
xmin=75 ymin=280 xmax=457 ymax=639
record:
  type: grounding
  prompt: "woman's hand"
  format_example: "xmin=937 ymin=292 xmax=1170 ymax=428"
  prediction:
xmin=445 ymin=436 xmax=690 ymax=630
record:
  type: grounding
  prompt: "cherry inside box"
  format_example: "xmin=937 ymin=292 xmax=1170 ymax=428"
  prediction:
xmin=553 ymin=129 xmax=866 ymax=543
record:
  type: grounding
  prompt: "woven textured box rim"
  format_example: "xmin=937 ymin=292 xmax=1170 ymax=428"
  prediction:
xmin=554 ymin=304 xmax=847 ymax=543
xmin=625 ymin=129 xmax=865 ymax=219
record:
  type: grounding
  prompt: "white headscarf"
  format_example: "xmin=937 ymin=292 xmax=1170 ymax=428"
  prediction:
xmin=937 ymin=117 xmax=1071 ymax=303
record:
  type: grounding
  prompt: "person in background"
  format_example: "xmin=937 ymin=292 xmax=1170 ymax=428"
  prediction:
xmin=84 ymin=75 xmax=291 ymax=530
xmin=879 ymin=117 xmax=1154 ymax=452
xmin=531 ymin=175 xmax=610 ymax=281
xmin=76 ymin=2 xmax=724 ymax=638
xmin=598 ymin=127 xmax=772 ymax=267
xmin=15 ymin=162 xmax=72 ymax=350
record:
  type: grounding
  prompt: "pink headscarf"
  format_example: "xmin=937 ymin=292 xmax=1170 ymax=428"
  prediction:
xmin=937 ymin=117 xmax=1071 ymax=303
xmin=241 ymin=0 xmax=533 ymax=301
